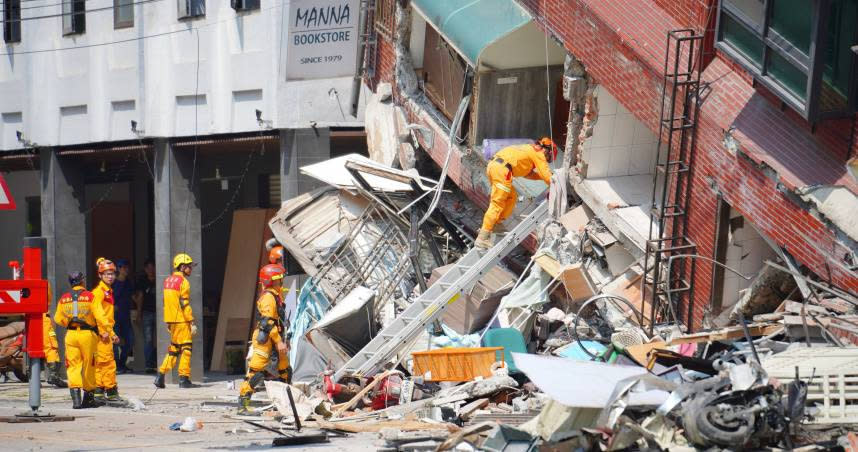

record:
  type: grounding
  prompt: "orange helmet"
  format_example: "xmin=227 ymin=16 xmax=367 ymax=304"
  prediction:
xmin=259 ymin=264 xmax=286 ymax=288
xmin=96 ymin=257 xmax=116 ymax=275
xmin=268 ymin=246 xmax=285 ymax=264
xmin=537 ymin=137 xmax=558 ymax=162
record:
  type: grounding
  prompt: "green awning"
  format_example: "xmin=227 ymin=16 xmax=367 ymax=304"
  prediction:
xmin=412 ymin=0 xmax=532 ymax=67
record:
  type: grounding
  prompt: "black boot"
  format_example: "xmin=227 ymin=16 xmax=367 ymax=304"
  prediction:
xmin=47 ymin=363 xmax=68 ymax=388
xmin=70 ymin=388 xmax=82 ymax=409
xmin=82 ymin=390 xmax=103 ymax=408
xmin=178 ymin=376 xmax=194 ymax=388
xmin=237 ymin=394 xmax=252 ymax=415
xmin=93 ymin=387 xmax=105 ymax=400
xmin=153 ymin=372 xmax=165 ymax=389
xmin=105 ymin=386 xmax=120 ymax=401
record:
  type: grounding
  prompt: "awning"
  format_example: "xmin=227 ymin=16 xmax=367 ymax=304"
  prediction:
xmin=411 ymin=0 xmax=532 ymax=67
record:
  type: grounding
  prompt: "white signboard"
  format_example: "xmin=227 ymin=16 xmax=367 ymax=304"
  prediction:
xmin=286 ymin=0 xmax=360 ymax=81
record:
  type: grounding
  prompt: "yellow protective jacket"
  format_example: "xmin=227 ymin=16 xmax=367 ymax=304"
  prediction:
xmin=54 ymin=286 xmax=99 ymax=329
xmin=91 ymin=281 xmax=116 ymax=337
xmin=256 ymin=289 xmax=283 ymax=344
xmin=163 ymin=271 xmax=193 ymax=323
xmin=493 ymin=144 xmax=553 ymax=185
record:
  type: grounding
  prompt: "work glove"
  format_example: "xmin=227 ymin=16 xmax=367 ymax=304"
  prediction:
xmin=190 ymin=323 xmax=198 ymax=337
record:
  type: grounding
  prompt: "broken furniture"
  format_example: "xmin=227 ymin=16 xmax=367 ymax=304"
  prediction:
xmin=428 ymin=264 xmax=516 ymax=335
xmin=482 ymin=328 xmax=528 ymax=375
xmin=411 ymin=347 xmax=504 ymax=381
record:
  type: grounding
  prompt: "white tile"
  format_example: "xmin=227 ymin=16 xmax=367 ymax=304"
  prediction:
xmin=607 ymin=145 xmax=631 ymax=177
xmin=596 ymin=86 xmax=619 ymax=116
xmin=612 ymin=113 xmax=636 ymax=147
xmin=629 ymin=144 xmax=654 ymax=175
xmin=587 ymin=146 xmax=610 ymax=178
xmin=590 ymin=114 xmax=615 ymax=148
xmin=633 ymin=120 xmax=657 ymax=144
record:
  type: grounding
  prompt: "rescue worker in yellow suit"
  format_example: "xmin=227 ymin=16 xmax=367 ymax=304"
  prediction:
xmin=42 ymin=280 xmax=67 ymax=388
xmin=154 ymin=253 xmax=198 ymax=389
xmin=476 ymin=137 xmax=558 ymax=249
xmin=92 ymin=258 xmax=120 ymax=401
xmin=54 ymin=272 xmax=103 ymax=409
xmin=238 ymin=264 xmax=290 ymax=415
xmin=43 ymin=312 xmax=68 ymax=388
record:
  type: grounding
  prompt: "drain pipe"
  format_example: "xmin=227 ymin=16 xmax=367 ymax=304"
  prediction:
xmin=349 ymin=0 xmax=369 ymax=117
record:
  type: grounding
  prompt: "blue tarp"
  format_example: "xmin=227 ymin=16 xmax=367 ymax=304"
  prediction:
xmin=411 ymin=0 xmax=531 ymax=66
xmin=288 ymin=278 xmax=331 ymax=366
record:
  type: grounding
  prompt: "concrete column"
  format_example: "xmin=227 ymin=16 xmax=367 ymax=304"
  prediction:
xmin=153 ymin=139 xmax=204 ymax=382
xmin=40 ymin=148 xmax=88 ymax=361
xmin=279 ymin=127 xmax=331 ymax=203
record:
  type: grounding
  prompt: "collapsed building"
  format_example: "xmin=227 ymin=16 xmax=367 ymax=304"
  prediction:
xmin=205 ymin=0 xmax=858 ymax=449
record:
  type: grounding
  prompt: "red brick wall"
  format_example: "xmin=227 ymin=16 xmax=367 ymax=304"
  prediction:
xmin=516 ymin=0 xmax=858 ymax=328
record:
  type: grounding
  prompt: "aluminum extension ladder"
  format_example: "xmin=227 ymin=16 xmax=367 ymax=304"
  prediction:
xmin=333 ymin=200 xmax=549 ymax=382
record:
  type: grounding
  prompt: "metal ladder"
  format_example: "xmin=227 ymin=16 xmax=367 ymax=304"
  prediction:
xmin=334 ymin=200 xmax=549 ymax=382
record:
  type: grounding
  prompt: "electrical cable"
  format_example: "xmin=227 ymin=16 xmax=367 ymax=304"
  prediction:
xmin=200 ymin=137 xmax=260 ymax=230
xmin=2 ymin=0 xmax=146 ymax=12
xmin=182 ymin=28 xmax=199 ymax=253
xmin=0 ymin=1 xmax=286 ymax=56
xmin=1 ymin=0 xmax=163 ymax=22
xmin=416 ymin=93 xmax=469 ymax=227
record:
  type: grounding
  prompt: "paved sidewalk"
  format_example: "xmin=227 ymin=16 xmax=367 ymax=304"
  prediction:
xmin=0 ymin=372 xmax=378 ymax=451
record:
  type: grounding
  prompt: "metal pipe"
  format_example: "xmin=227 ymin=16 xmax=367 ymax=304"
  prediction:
xmin=349 ymin=0 xmax=369 ymax=117
xmin=29 ymin=358 xmax=41 ymax=413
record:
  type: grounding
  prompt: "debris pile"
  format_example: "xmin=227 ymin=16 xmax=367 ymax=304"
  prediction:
xmin=245 ymin=155 xmax=858 ymax=450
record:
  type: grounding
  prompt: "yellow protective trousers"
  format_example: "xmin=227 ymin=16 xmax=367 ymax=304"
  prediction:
xmin=64 ymin=328 xmax=97 ymax=391
xmin=239 ymin=328 xmax=290 ymax=396
xmin=43 ymin=323 xmax=60 ymax=363
xmin=159 ymin=322 xmax=192 ymax=377
xmin=481 ymin=160 xmax=518 ymax=232
xmin=95 ymin=338 xmax=117 ymax=390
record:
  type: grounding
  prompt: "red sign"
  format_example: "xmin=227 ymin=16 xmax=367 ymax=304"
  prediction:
xmin=0 ymin=174 xmax=15 ymax=210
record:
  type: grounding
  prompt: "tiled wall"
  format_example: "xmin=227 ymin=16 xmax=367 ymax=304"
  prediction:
xmin=582 ymin=86 xmax=659 ymax=179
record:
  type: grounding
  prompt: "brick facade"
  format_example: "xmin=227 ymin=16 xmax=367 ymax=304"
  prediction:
xmin=367 ymin=0 xmax=858 ymax=330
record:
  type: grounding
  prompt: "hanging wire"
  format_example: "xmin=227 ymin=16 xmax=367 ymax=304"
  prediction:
xmin=181 ymin=29 xmax=200 ymax=253
xmin=0 ymin=0 xmax=163 ymax=22
xmin=0 ymin=1 xmax=287 ymax=56
xmin=200 ymin=139 xmax=261 ymax=230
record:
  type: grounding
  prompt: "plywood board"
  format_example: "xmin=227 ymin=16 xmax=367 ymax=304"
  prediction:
xmin=210 ymin=209 xmax=272 ymax=371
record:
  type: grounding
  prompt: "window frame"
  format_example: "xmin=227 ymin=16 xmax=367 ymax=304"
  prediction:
xmin=375 ymin=0 xmax=395 ymax=39
xmin=3 ymin=0 xmax=21 ymax=43
xmin=716 ymin=0 xmax=858 ymax=121
xmin=177 ymin=0 xmax=205 ymax=20
xmin=62 ymin=0 xmax=86 ymax=35
xmin=113 ymin=0 xmax=134 ymax=29
xmin=230 ymin=0 xmax=259 ymax=12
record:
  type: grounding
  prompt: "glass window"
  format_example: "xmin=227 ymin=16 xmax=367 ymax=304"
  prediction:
xmin=770 ymin=0 xmax=813 ymax=55
xmin=721 ymin=13 xmax=764 ymax=67
xmin=3 ymin=0 xmax=21 ymax=43
xmin=178 ymin=0 xmax=205 ymax=19
xmin=767 ymin=51 xmax=808 ymax=101
xmin=820 ymin=0 xmax=856 ymax=112
xmin=114 ymin=0 xmax=134 ymax=28
xmin=724 ymin=0 xmax=765 ymax=27
xmin=63 ymin=0 xmax=86 ymax=35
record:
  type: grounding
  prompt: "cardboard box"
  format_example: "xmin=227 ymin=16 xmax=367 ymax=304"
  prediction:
xmin=429 ymin=264 xmax=516 ymax=335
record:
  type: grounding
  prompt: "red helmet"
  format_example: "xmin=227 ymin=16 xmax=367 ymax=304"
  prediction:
xmin=96 ymin=257 xmax=116 ymax=275
xmin=268 ymin=246 xmax=285 ymax=264
xmin=259 ymin=264 xmax=286 ymax=288
xmin=537 ymin=137 xmax=558 ymax=162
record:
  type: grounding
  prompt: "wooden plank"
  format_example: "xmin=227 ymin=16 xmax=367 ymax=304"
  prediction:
xmin=625 ymin=340 xmax=668 ymax=367
xmin=533 ymin=253 xmax=596 ymax=303
xmin=666 ymin=323 xmax=783 ymax=345
xmin=210 ymin=209 xmax=271 ymax=371
xmin=316 ymin=419 xmax=459 ymax=433
xmin=458 ymin=398 xmax=489 ymax=420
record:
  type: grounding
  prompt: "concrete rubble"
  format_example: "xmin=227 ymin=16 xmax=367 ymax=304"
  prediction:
xmin=3 ymin=154 xmax=855 ymax=451
xmin=246 ymin=154 xmax=858 ymax=450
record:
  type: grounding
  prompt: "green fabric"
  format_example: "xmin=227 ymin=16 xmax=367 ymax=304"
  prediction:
xmin=411 ymin=0 xmax=531 ymax=66
xmin=482 ymin=327 xmax=527 ymax=374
